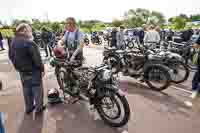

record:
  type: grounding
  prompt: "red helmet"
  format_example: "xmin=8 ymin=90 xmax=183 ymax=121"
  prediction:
xmin=53 ymin=46 xmax=66 ymax=58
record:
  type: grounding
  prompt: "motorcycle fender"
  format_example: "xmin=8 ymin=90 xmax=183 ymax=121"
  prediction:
xmin=103 ymin=84 xmax=127 ymax=96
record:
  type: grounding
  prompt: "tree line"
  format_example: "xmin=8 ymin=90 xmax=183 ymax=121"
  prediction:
xmin=0 ymin=8 xmax=200 ymax=36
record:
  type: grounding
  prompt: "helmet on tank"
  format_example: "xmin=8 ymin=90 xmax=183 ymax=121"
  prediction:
xmin=53 ymin=46 xmax=66 ymax=59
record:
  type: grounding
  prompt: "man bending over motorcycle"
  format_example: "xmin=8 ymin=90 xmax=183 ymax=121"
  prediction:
xmin=58 ymin=17 xmax=84 ymax=64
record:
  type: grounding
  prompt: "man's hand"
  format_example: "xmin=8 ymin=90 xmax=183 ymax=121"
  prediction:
xmin=42 ymin=64 xmax=46 ymax=77
xmin=42 ymin=72 xmax=45 ymax=77
xmin=193 ymin=43 xmax=200 ymax=48
xmin=80 ymin=39 xmax=85 ymax=48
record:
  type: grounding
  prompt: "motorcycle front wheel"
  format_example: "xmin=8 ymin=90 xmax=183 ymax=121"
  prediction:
xmin=95 ymin=92 xmax=130 ymax=127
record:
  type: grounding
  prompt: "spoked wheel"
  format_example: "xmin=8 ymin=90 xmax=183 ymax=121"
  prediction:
xmin=168 ymin=61 xmax=189 ymax=84
xmin=96 ymin=92 xmax=130 ymax=127
xmin=145 ymin=65 xmax=171 ymax=91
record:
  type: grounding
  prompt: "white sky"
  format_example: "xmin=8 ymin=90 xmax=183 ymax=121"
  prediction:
xmin=0 ymin=0 xmax=200 ymax=24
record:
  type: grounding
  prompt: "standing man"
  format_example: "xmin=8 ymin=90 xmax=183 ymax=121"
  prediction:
xmin=41 ymin=27 xmax=53 ymax=57
xmin=185 ymin=35 xmax=200 ymax=107
xmin=117 ymin=26 xmax=125 ymax=49
xmin=0 ymin=31 xmax=5 ymax=51
xmin=9 ymin=23 xmax=45 ymax=115
xmin=144 ymin=25 xmax=160 ymax=49
xmin=110 ymin=28 xmax=118 ymax=48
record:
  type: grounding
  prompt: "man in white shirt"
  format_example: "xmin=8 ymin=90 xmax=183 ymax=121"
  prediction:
xmin=144 ymin=25 xmax=160 ymax=49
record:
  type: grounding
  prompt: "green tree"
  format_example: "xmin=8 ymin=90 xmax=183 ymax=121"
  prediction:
xmin=179 ymin=14 xmax=190 ymax=21
xmin=123 ymin=8 xmax=165 ymax=28
xmin=151 ymin=11 xmax=166 ymax=25
xmin=51 ymin=22 xmax=62 ymax=32
xmin=112 ymin=19 xmax=123 ymax=27
xmin=171 ymin=16 xmax=187 ymax=30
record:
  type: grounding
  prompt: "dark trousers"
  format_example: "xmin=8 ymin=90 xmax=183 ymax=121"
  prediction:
xmin=0 ymin=40 xmax=4 ymax=50
xmin=110 ymin=40 xmax=117 ymax=48
xmin=19 ymin=71 xmax=44 ymax=112
xmin=44 ymin=43 xmax=52 ymax=57
xmin=192 ymin=66 xmax=200 ymax=91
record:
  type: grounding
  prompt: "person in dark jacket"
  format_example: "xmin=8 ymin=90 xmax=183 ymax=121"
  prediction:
xmin=110 ymin=28 xmax=118 ymax=48
xmin=0 ymin=32 xmax=5 ymax=51
xmin=10 ymin=23 xmax=46 ymax=115
xmin=181 ymin=29 xmax=194 ymax=42
xmin=41 ymin=28 xmax=53 ymax=57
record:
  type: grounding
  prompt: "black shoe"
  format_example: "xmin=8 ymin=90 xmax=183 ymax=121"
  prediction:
xmin=35 ymin=105 xmax=46 ymax=114
xmin=25 ymin=105 xmax=35 ymax=115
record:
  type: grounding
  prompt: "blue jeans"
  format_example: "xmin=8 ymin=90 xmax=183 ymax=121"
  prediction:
xmin=192 ymin=66 xmax=200 ymax=92
xmin=0 ymin=113 xmax=5 ymax=133
xmin=20 ymin=70 xmax=44 ymax=112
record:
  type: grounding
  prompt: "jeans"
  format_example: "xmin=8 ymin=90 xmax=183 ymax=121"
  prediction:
xmin=0 ymin=113 xmax=5 ymax=133
xmin=19 ymin=70 xmax=44 ymax=112
xmin=192 ymin=66 xmax=200 ymax=92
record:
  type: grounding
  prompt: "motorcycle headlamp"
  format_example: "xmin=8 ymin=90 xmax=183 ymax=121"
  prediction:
xmin=100 ymin=69 xmax=112 ymax=82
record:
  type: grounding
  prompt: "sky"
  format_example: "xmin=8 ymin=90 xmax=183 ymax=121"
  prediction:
xmin=0 ymin=0 xmax=200 ymax=24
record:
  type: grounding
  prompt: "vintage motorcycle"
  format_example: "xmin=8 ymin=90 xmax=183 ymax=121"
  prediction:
xmin=103 ymin=47 xmax=171 ymax=91
xmin=49 ymin=56 xmax=130 ymax=127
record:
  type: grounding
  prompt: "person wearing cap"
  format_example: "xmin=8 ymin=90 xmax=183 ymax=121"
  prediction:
xmin=185 ymin=35 xmax=200 ymax=107
xmin=9 ymin=23 xmax=46 ymax=115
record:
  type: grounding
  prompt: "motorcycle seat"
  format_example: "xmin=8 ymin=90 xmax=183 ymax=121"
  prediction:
xmin=116 ymin=50 xmax=125 ymax=54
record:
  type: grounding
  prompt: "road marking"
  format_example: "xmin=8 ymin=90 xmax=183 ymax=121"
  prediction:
xmin=171 ymin=86 xmax=193 ymax=94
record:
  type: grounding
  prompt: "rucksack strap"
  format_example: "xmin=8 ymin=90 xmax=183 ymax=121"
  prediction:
xmin=64 ymin=29 xmax=79 ymax=50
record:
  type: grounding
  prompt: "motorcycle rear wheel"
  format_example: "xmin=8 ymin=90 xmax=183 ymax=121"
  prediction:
xmin=144 ymin=64 xmax=171 ymax=91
